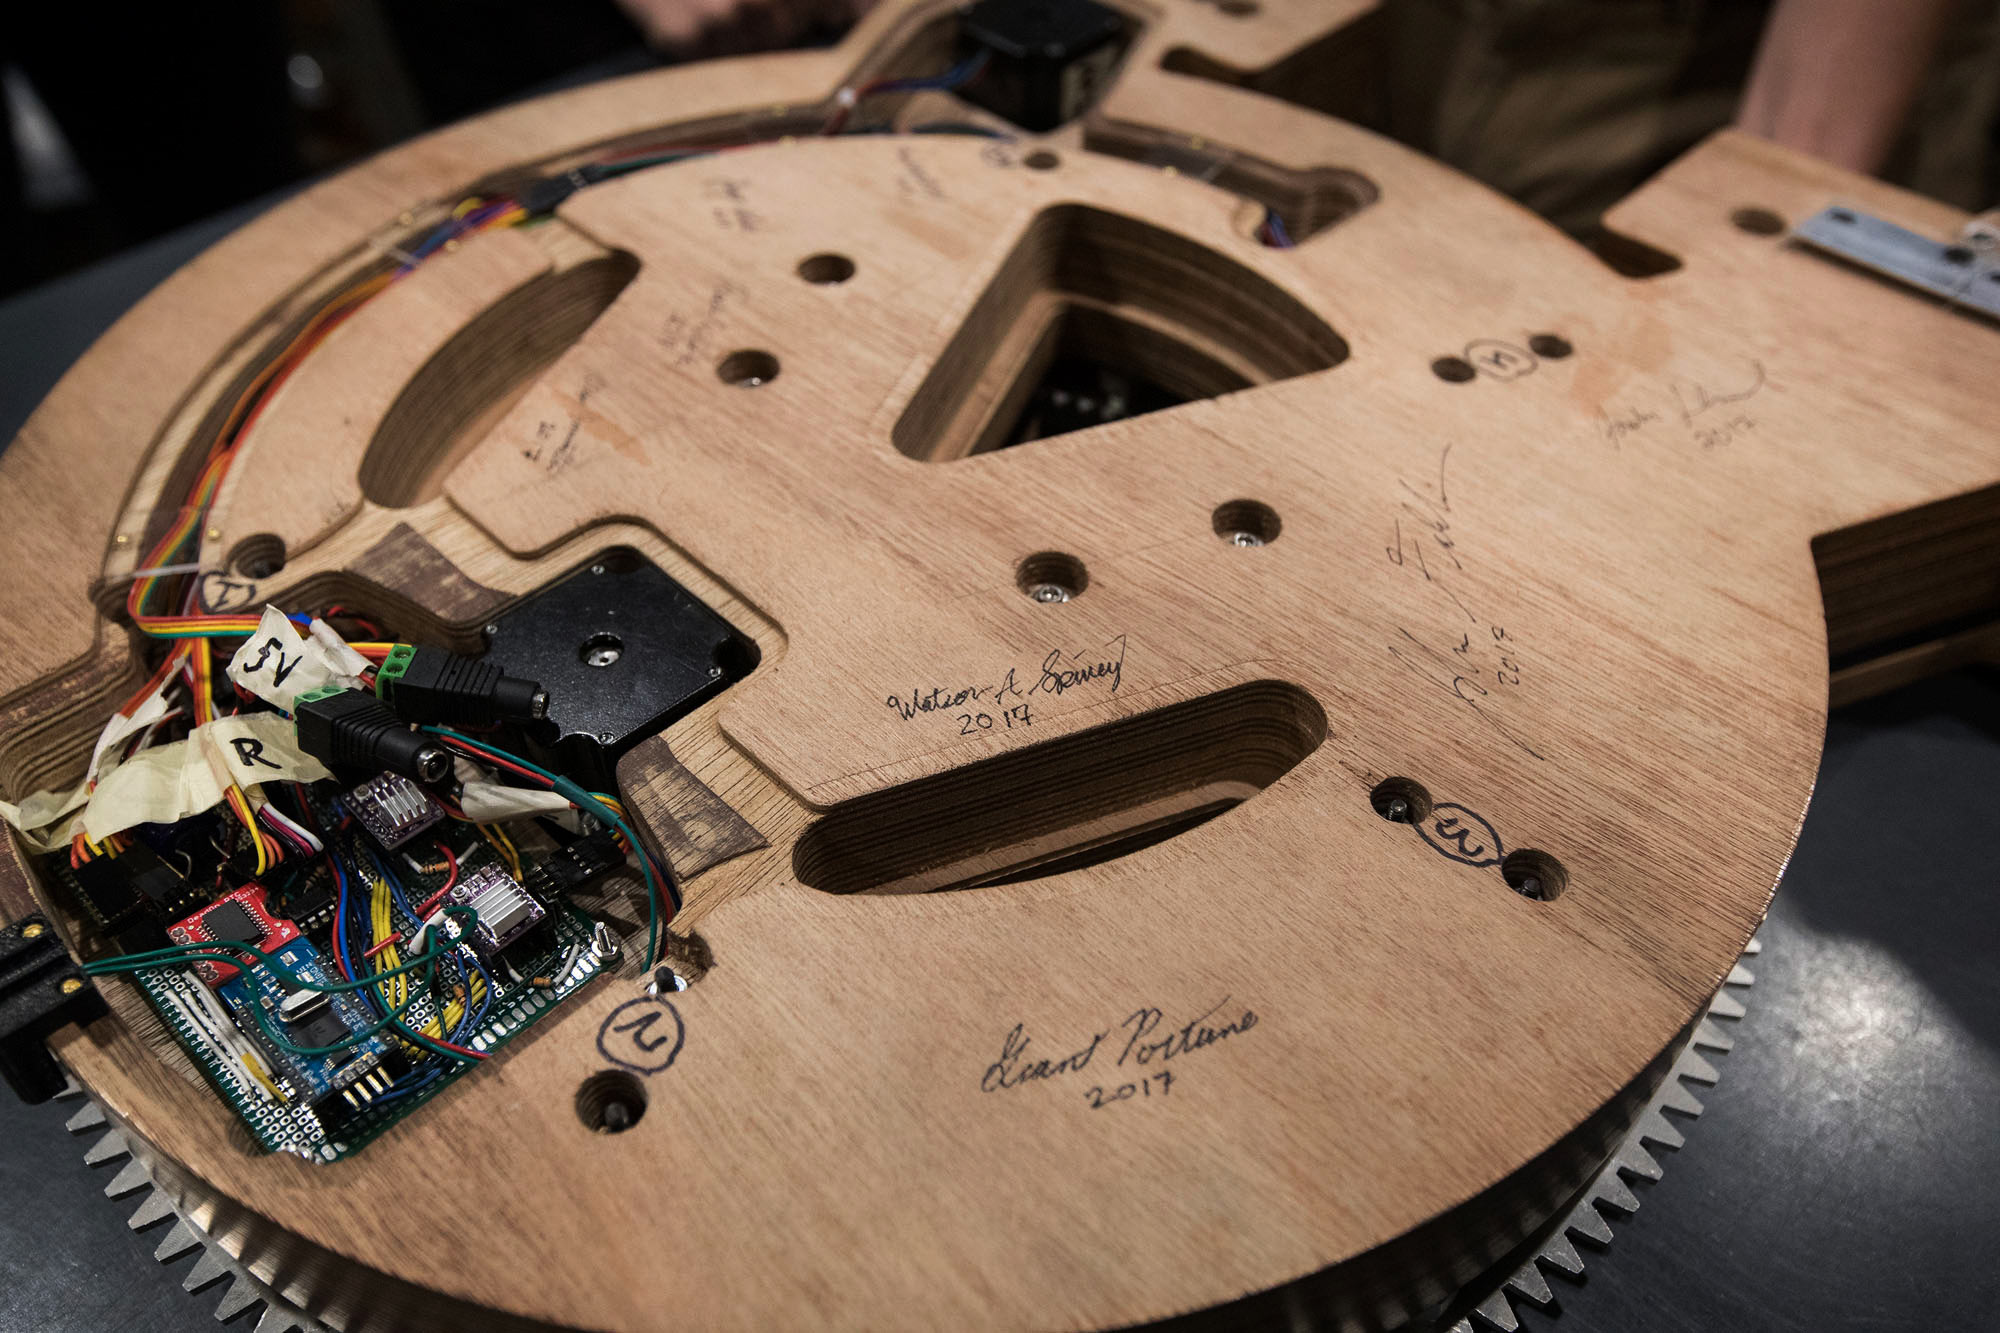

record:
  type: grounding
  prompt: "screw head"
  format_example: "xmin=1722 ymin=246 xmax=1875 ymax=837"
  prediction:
xmin=113 ymin=533 xmax=131 ymax=546
xmin=60 ymin=978 xmax=83 ymax=995
xmin=707 ymin=664 xmax=723 ymax=679
xmin=1228 ymin=530 xmax=1265 ymax=547
xmin=589 ymin=564 xmax=606 ymax=575
xmin=1383 ymin=797 xmax=1411 ymax=822
xmin=598 ymin=732 xmax=618 ymax=745
xmin=584 ymin=644 xmax=621 ymax=668
xmin=1029 ymin=583 xmax=1071 ymax=604
xmin=483 ymin=623 xmax=500 ymax=637
xmin=206 ymin=528 xmax=222 ymax=541
xmin=20 ymin=922 xmax=44 ymax=940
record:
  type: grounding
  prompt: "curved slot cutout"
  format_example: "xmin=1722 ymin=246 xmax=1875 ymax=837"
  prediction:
xmin=361 ymin=252 xmax=639 ymax=507
xmin=892 ymin=204 xmax=1347 ymax=461
xmin=793 ymin=680 xmax=1326 ymax=895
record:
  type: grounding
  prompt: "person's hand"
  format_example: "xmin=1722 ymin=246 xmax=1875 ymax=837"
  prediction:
xmin=614 ymin=0 xmax=879 ymax=57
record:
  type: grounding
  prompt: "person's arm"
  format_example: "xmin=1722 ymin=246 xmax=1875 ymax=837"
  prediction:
xmin=1735 ymin=0 xmax=1960 ymax=173
xmin=614 ymin=0 xmax=877 ymax=56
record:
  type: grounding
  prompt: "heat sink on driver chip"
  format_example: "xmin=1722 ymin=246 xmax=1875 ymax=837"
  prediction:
xmin=345 ymin=772 xmax=445 ymax=849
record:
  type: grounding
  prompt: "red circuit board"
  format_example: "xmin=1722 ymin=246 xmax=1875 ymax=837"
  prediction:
xmin=167 ymin=884 xmax=301 ymax=986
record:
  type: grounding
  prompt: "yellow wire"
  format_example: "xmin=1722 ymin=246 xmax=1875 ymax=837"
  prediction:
xmin=480 ymin=823 xmax=523 ymax=880
xmin=240 ymin=1051 xmax=282 ymax=1100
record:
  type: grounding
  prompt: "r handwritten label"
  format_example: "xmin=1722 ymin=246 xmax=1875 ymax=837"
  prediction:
xmin=979 ymin=995 xmax=1257 ymax=1107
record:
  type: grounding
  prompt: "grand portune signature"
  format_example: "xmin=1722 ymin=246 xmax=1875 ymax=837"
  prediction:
xmin=979 ymin=995 xmax=1258 ymax=1108
xmin=883 ymin=634 xmax=1128 ymax=733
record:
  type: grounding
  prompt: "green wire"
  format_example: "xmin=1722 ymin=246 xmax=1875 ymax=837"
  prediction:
xmin=87 ymin=906 xmax=486 ymax=1061
xmin=421 ymin=725 xmax=667 ymax=968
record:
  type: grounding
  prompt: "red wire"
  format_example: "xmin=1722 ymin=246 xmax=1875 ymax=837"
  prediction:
xmin=362 ymin=935 xmax=401 ymax=961
xmin=439 ymin=736 xmax=553 ymax=788
xmin=414 ymin=840 xmax=460 ymax=919
xmin=425 ymin=1035 xmax=487 ymax=1060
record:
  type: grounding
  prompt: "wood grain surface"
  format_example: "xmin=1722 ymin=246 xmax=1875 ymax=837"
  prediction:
xmin=3 ymin=2 xmax=1997 ymax=1328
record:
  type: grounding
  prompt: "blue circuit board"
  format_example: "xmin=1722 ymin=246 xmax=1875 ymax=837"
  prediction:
xmin=216 ymin=937 xmax=391 ymax=1109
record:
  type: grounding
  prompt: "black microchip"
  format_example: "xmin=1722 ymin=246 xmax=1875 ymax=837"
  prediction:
xmin=200 ymin=901 xmax=262 ymax=944
xmin=293 ymin=1007 xmax=350 ymax=1049
xmin=280 ymin=879 xmax=336 ymax=932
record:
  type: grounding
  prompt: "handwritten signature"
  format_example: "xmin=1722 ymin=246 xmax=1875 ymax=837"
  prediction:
xmin=979 ymin=995 xmax=1258 ymax=1096
xmin=884 ymin=634 xmax=1127 ymax=725
xmin=1598 ymin=358 xmax=1767 ymax=451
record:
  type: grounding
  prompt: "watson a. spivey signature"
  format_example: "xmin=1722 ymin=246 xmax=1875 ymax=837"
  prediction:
xmin=883 ymin=634 xmax=1128 ymax=728
xmin=979 ymin=995 xmax=1258 ymax=1107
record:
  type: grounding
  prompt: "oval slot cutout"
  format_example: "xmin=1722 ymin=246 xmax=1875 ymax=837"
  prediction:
xmin=793 ymin=680 xmax=1325 ymax=895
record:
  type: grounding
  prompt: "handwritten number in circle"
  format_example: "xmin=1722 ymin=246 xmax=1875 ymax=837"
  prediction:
xmin=596 ymin=997 xmax=686 ymax=1075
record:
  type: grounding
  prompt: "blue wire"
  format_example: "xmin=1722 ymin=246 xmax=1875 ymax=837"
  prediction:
xmin=455 ymin=951 xmax=496 ymax=1045
xmin=871 ymin=48 xmax=990 ymax=96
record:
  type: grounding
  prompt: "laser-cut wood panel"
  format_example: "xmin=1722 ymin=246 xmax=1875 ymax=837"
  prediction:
xmin=3 ymin=2 xmax=1997 ymax=1329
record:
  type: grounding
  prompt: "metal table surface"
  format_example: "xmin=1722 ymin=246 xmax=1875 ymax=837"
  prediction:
xmin=1 ymin=205 xmax=1994 ymax=1333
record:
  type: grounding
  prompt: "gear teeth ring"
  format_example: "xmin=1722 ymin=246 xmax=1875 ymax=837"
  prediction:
xmin=1444 ymin=935 xmax=1761 ymax=1333
xmin=56 ymin=1077 xmax=327 ymax=1333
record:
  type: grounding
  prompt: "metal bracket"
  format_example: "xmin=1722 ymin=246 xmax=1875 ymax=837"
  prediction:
xmin=1790 ymin=206 xmax=2000 ymax=322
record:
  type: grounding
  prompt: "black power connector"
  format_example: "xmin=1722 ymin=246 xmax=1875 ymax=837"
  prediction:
xmin=374 ymin=645 xmax=547 ymax=728
xmin=293 ymin=688 xmax=452 ymax=784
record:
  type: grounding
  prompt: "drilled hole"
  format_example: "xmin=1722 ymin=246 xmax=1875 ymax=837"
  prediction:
xmin=1730 ymin=207 xmax=1786 ymax=236
xmin=717 ymin=349 xmax=780 ymax=387
xmin=576 ymin=1070 xmax=647 ymax=1133
xmin=1943 ymin=245 xmax=1976 ymax=267
xmin=228 ymin=533 xmax=287 ymax=581
xmin=1432 ymin=356 xmax=1475 ymax=384
xmin=1501 ymin=848 xmax=1566 ymax=901
xmin=1023 ymin=149 xmax=1061 ymax=171
xmin=1528 ymin=333 xmax=1572 ymax=359
xmin=1212 ymin=499 xmax=1281 ymax=547
xmin=1016 ymin=551 xmax=1087 ymax=603
xmin=1369 ymin=776 xmax=1431 ymax=825
xmin=579 ymin=632 xmax=624 ymax=668
xmin=798 ymin=253 xmax=855 ymax=284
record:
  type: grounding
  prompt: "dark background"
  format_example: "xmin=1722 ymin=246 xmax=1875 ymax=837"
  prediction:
xmin=2 ymin=5 xmax=1997 ymax=1328
xmin=0 ymin=2 xmax=663 ymax=298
